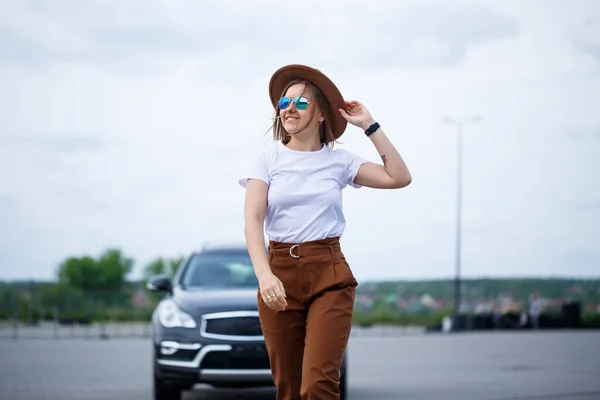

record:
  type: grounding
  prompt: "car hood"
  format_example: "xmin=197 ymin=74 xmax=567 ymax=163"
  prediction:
xmin=172 ymin=287 xmax=259 ymax=317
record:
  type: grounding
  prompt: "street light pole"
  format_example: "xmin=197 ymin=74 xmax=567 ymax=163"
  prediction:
xmin=442 ymin=115 xmax=480 ymax=332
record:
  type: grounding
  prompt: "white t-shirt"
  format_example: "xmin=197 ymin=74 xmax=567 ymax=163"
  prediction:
xmin=239 ymin=140 xmax=368 ymax=244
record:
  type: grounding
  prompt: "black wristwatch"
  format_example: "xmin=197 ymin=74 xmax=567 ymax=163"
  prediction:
xmin=364 ymin=122 xmax=380 ymax=137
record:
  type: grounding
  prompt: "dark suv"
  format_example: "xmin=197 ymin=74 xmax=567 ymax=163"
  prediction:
xmin=147 ymin=243 xmax=347 ymax=400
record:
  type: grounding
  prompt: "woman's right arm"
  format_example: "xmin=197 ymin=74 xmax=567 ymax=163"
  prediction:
xmin=244 ymin=178 xmax=287 ymax=310
xmin=244 ymin=179 xmax=271 ymax=279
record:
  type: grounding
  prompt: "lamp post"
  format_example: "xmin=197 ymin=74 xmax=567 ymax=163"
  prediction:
xmin=442 ymin=114 xmax=481 ymax=331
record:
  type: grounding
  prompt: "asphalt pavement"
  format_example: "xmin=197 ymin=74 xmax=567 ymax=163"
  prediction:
xmin=0 ymin=330 xmax=599 ymax=400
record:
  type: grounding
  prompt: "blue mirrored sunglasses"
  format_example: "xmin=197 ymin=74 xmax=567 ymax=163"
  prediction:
xmin=278 ymin=96 xmax=310 ymax=110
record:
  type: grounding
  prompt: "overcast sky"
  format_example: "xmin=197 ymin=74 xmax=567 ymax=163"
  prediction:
xmin=1 ymin=0 xmax=599 ymax=282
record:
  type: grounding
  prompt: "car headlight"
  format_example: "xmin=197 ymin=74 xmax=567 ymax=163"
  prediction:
xmin=157 ymin=299 xmax=197 ymax=329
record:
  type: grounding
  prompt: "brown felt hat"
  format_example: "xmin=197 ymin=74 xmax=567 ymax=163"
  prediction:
xmin=269 ymin=64 xmax=348 ymax=140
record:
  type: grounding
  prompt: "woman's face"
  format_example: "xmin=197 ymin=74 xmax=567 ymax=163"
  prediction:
xmin=279 ymin=83 xmax=321 ymax=136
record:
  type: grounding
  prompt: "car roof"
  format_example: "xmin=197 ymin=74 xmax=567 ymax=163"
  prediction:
xmin=200 ymin=242 xmax=248 ymax=252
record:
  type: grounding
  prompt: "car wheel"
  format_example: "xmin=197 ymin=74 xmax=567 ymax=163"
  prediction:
xmin=339 ymin=373 xmax=347 ymax=400
xmin=154 ymin=365 xmax=182 ymax=400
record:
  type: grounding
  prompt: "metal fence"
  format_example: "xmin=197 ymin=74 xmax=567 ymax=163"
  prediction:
xmin=0 ymin=283 xmax=429 ymax=340
xmin=0 ymin=283 xmax=158 ymax=340
xmin=0 ymin=320 xmax=152 ymax=340
xmin=0 ymin=320 xmax=425 ymax=341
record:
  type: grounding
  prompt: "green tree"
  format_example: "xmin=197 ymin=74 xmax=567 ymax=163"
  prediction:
xmin=57 ymin=248 xmax=134 ymax=292
xmin=143 ymin=258 xmax=165 ymax=279
xmin=143 ymin=256 xmax=184 ymax=280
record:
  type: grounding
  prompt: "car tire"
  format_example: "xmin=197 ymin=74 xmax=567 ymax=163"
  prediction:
xmin=339 ymin=372 xmax=347 ymax=400
xmin=153 ymin=364 xmax=182 ymax=400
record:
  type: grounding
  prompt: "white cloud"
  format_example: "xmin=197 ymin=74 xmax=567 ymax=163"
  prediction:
xmin=569 ymin=17 xmax=600 ymax=60
xmin=1 ymin=0 xmax=599 ymax=282
xmin=1 ymin=0 xmax=521 ymax=76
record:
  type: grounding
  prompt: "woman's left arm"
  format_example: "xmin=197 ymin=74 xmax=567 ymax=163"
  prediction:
xmin=340 ymin=100 xmax=412 ymax=189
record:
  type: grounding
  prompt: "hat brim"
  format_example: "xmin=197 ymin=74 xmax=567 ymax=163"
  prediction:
xmin=269 ymin=64 xmax=347 ymax=140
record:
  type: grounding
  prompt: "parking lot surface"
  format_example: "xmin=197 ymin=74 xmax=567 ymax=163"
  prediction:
xmin=0 ymin=329 xmax=599 ymax=400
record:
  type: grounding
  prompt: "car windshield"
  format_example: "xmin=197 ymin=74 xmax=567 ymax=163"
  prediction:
xmin=180 ymin=248 xmax=258 ymax=289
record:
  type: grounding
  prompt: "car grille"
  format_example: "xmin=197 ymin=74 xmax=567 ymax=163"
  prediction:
xmin=201 ymin=345 xmax=270 ymax=370
xmin=205 ymin=317 xmax=263 ymax=336
xmin=200 ymin=311 xmax=264 ymax=340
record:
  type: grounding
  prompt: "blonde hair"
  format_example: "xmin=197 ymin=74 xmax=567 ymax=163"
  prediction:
xmin=270 ymin=79 xmax=337 ymax=147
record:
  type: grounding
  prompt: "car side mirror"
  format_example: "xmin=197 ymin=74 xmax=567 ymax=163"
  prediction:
xmin=147 ymin=274 xmax=172 ymax=293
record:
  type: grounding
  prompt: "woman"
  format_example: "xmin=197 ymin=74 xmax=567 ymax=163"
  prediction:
xmin=239 ymin=64 xmax=411 ymax=400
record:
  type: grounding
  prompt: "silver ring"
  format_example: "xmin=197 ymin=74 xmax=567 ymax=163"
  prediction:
xmin=290 ymin=244 xmax=300 ymax=259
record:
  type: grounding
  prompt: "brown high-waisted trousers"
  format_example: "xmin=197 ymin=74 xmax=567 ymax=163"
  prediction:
xmin=258 ymin=236 xmax=358 ymax=400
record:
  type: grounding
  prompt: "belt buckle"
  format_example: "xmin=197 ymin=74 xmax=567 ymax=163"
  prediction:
xmin=289 ymin=244 xmax=300 ymax=259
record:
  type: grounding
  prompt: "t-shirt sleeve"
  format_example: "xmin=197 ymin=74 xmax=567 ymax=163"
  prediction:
xmin=238 ymin=146 xmax=270 ymax=188
xmin=343 ymin=150 xmax=369 ymax=188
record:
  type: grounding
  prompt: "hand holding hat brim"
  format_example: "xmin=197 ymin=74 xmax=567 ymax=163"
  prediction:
xmin=338 ymin=100 xmax=376 ymax=132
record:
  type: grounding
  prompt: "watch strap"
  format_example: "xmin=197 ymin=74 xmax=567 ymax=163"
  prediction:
xmin=364 ymin=122 xmax=380 ymax=137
